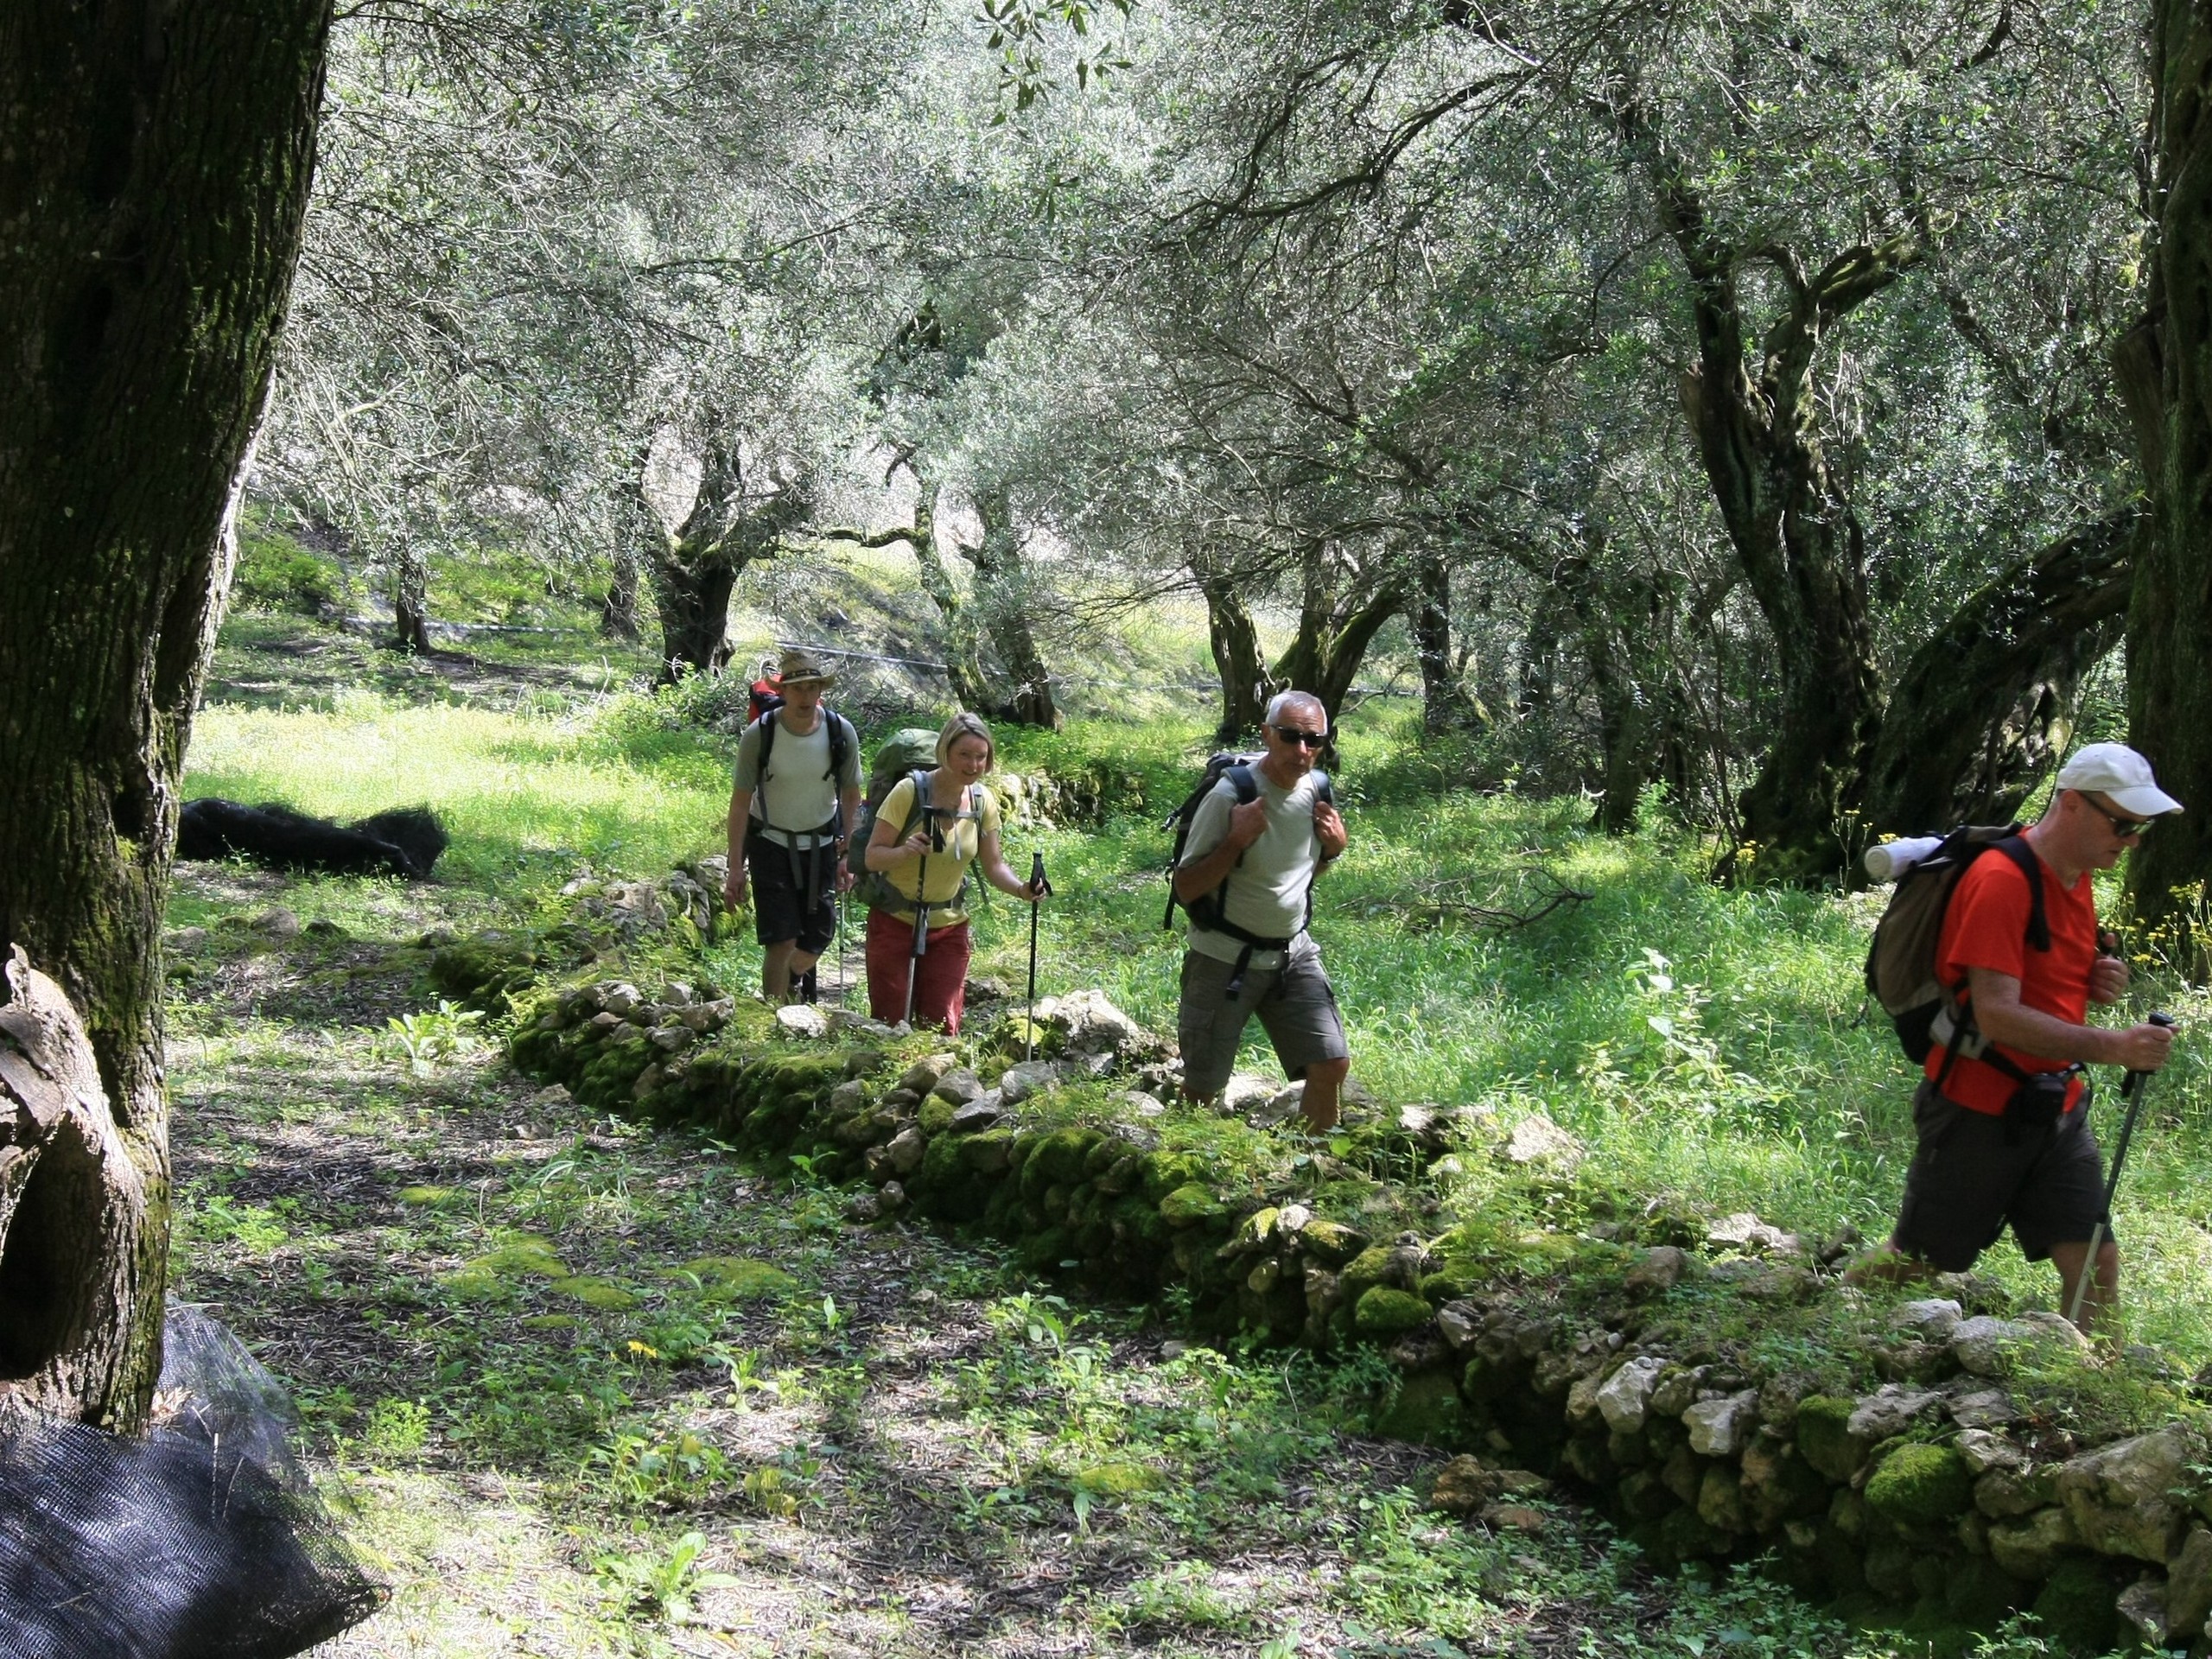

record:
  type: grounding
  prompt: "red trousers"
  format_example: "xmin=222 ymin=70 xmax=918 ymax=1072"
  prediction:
xmin=864 ymin=907 xmax=973 ymax=1032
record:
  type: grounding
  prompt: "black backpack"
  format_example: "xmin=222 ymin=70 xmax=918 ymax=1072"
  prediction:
xmin=748 ymin=705 xmax=855 ymax=835
xmin=1864 ymin=825 xmax=2049 ymax=1084
xmin=1161 ymin=753 xmax=1335 ymax=992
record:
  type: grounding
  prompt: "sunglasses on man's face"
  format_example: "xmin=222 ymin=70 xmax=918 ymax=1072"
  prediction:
xmin=1271 ymin=726 xmax=1327 ymax=749
xmin=2083 ymin=797 xmax=2152 ymax=839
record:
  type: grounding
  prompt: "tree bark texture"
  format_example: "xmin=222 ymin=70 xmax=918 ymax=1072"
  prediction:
xmin=905 ymin=486 xmax=999 ymax=714
xmin=1411 ymin=548 xmax=1480 ymax=736
xmin=390 ymin=541 xmax=432 ymax=654
xmin=1871 ymin=510 xmax=2135 ymax=836
xmin=639 ymin=434 xmax=804 ymax=684
xmin=966 ymin=488 xmax=1061 ymax=728
xmin=0 ymin=0 xmax=333 ymax=1428
xmin=1195 ymin=557 xmax=1273 ymax=742
xmin=1270 ymin=545 xmax=1403 ymax=728
xmin=1620 ymin=91 xmax=1904 ymax=878
xmin=601 ymin=542 xmax=642 ymax=643
xmin=2130 ymin=2 xmax=2212 ymax=931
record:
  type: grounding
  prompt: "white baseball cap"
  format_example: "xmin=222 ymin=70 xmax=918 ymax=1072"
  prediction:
xmin=2054 ymin=742 xmax=2183 ymax=817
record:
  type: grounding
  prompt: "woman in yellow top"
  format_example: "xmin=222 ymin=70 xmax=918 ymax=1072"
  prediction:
xmin=861 ymin=712 xmax=1045 ymax=1031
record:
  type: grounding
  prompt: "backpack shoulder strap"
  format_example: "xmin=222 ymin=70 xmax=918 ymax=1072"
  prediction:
xmin=755 ymin=709 xmax=778 ymax=776
xmin=1314 ymin=770 xmax=1334 ymax=808
xmin=823 ymin=709 xmax=851 ymax=783
xmin=1993 ymin=836 xmax=2051 ymax=953
xmin=1225 ymin=762 xmax=1262 ymax=804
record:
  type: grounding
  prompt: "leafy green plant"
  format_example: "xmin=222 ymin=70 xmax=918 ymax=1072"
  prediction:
xmin=385 ymin=1000 xmax=484 ymax=1075
xmin=588 ymin=1427 xmax=731 ymax=1509
xmin=361 ymin=1396 xmax=433 ymax=1459
xmin=593 ymin=1530 xmax=737 ymax=1625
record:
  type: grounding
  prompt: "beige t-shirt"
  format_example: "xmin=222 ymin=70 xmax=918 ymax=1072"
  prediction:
xmin=1178 ymin=767 xmax=1325 ymax=969
xmin=872 ymin=775 xmax=1001 ymax=926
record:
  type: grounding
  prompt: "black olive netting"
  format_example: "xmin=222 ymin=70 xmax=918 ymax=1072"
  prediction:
xmin=0 ymin=1306 xmax=385 ymax=1658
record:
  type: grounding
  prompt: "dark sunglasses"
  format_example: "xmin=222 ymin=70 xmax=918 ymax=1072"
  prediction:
xmin=1271 ymin=726 xmax=1328 ymax=749
xmin=2082 ymin=797 xmax=2152 ymax=839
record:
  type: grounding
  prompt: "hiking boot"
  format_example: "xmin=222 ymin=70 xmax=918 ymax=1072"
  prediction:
xmin=799 ymin=968 xmax=818 ymax=1004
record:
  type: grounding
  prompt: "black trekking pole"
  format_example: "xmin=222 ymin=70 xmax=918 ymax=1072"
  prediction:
xmin=1024 ymin=850 xmax=1052 ymax=1062
xmin=2066 ymin=1011 xmax=2178 ymax=1327
xmin=900 ymin=804 xmax=936 ymax=1028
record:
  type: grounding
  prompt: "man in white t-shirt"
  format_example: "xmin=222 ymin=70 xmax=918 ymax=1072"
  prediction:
xmin=724 ymin=648 xmax=862 ymax=1002
xmin=1172 ymin=690 xmax=1351 ymax=1133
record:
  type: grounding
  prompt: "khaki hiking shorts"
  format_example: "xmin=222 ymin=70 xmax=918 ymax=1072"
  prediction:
xmin=1176 ymin=947 xmax=1347 ymax=1101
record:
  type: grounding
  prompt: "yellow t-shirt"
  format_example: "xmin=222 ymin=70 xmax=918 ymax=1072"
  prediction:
xmin=873 ymin=775 xmax=1001 ymax=925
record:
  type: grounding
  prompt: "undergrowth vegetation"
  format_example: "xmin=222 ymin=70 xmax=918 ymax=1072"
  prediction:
xmin=169 ymin=619 xmax=2212 ymax=1655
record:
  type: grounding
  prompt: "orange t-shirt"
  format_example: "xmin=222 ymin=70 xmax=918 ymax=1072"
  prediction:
xmin=1925 ymin=845 xmax=2098 ymax=1115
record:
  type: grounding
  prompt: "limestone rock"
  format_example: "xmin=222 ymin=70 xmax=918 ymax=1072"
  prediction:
xmin=2118 ymin=1578 xmax=2171 ymax=1648
xmin=776 ymin=1003 xmax=830 ymax=1039
xmin=531 ymin=1084 xmax=572 ymax=1109
xmin=1955 ymin=1429 xmax=2026 ymax=1477
xmin=931 ymin=1068 xmax=984 ymax=1105
xmin=1649 ymin=1366 xmax=1707 ymax=1419
xmin=1952 ymin=1313 xmax=2088 ymax=1377
xmin=649 ymin=1026 xmax=692 ymax=1052
xmin=1847 ymin=1385 xmax=1942 ymax=1443
xmin=877 ymin=1180 xmax=907 ymax=1211
xmin=1706 ymin=1211 xmax=1802 ymax=1256
xmin=995 ymin=1060 xmax=1058 ymax=1106
xmin=2056 ymin=1422 xmax=2197 ymax=1563
xmin=1251 ymin=1081 xmax=1305 ymax=1125
xmin=950 ymin=1098 xmax=1007 ymax=1133
xmin=1219 ymin=1073 xmax=1276 ymax=1116
xmin=882 ymin=1125 xmax=926 ymax=1176
xmin=1866 ymin=1444 xmax=1974 ymax=1526
xmin=1118 ymin=1090 xmax=1167 ymax=1118
xmin=829 ymin=1078 xmax=868 ymax=1114
xmin=1891 ymin=1298 xmax=1963 ymax=1343
xmin=1504 ymin=1112 xmax=1582 ymax=1169
xmin=1987 ymin=1506 xmax=2079 ymax=1578
xmin=1565 ymin=1370 xmax=1606 ymax=1430
xmin=1948 ymin=1389 xmax=2020 ymax=1431
xmin=2164 ymin=1527 xmax=2212 ymax=1639
xmin=1430 ymin=1454 xmax=1494 ymax=1514
xmin=602 ymin=982 xmax=642 ymax=1017
xmin=896 ymin=1055 xmax=955 ymax=1095
xmin=1696 ymin=1464 xmax=1745 ymax=1534
xmin=1437 ymin=1301 xmax=1483 ymax=1351
xmin=1977 ymin=1466 xmax=2058 ymax=1520
xmin=845 ymin=1189 xmax=882 ymax=1223
xmin=1043 ymin=989 xmax=1144 ymax=1057
xmin=1683 ymin=1390 xmax=1759 ymax=1459
xmin=1624 ymin=1246 xmax=1691 ymax=1297
xmin=251 ymin=907 xmax=302 ymax=938
xmin=1596 ymin=1356 xmax=1669 ymax=1433
xmin=168 ymin=925 xmax=209 ymax=953
xmin=1482 ymin=1503 xmax=1547 ymax=1534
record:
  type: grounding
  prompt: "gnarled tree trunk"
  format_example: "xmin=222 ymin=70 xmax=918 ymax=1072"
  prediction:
xmin=1410 ymin=548 xmax=1479 ymax=737
xmin=0 ymin=0 xmax=333 ymax=1430
xmin=1270 ymin=544 xmax=1403 ymax=728
xmin=1870 ymin=510 xmax=2134 ymax=836
xmin=968 ymin=487 xmax=1061 ymax=728
xmin=1194 ymin=554 xmax=1272 ymax=742
xmin=638 ymin=431 xmax=805 ymax=684
xmin=390 ymin=541 xmax=433 ymax=654
xmin=601 ymin=543 xmax=641 ymax=644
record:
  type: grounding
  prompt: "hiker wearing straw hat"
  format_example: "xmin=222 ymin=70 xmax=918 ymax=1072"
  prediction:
xmin=1851 ymin=742 xmax=2182 ymax=1330
xmin=726 ymin=647 xmax=862 ymax=1003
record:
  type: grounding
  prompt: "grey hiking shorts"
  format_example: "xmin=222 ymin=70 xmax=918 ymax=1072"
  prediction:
xmin=1177 ymin=947 xmax=1348 ymax=1101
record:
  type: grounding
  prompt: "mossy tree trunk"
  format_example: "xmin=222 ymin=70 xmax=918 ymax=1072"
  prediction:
xmin=1870 ymin=510 xmax=2135 ymax=836
xmin=1410 ymin=548 xmax=1480 ymax=737
xmin=1194 ymin=554 xmax=1273 ymax=743
xmin=2129 ymin=3 xmax=2212 ymax=936
xmin=967 ymin=487 xmax=1061 ymax=728
xmin=0 ymin=0 xmax=333 ymax=1430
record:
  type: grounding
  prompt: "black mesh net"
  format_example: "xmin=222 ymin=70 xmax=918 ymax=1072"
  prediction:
xmin=0 ymin=1306 xmax=385 ymax=1658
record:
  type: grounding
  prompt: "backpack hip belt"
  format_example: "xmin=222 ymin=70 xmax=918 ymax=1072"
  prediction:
xmin=1192 ymin=916 xmax=1300 ymax=999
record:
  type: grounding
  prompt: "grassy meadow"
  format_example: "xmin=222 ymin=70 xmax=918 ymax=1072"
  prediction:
xmin=163 ymin=574 xmax=2212 ymax=1657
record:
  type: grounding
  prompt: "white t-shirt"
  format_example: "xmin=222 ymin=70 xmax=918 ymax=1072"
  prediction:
xmin=1177 ymin=767 xmax=1325 ymax=969
xmin=733 ymin=712 xmax=860 ymax=838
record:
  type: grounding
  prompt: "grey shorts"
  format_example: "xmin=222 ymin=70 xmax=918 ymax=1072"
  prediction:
xmin=1893 ymin=1080 xmax=2111 ymax=1270
xmin=1177 ymin=948 xmax=1349 ymax=1100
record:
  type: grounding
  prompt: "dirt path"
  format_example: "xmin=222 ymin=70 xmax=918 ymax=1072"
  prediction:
xmin=162 ymin=868 xmax=1853 ymax=1659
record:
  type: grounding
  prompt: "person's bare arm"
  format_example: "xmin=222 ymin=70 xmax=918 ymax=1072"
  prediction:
xmin=1967 ymin=967 xmax=2173 ymax=1071
xmin=836 ymin=785 xmax=862 ymax=890
xmin=1173 ymin=797 xmax=1268 ymax=903
xmin=724 ymin=786 xmax=753 ymax=908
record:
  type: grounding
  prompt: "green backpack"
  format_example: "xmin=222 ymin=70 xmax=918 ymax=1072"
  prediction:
xmin=847 ymin=729 xmax=986 ymax=917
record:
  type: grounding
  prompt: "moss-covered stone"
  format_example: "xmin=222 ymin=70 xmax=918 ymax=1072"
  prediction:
xmin=1018 ymin=1227 xmax=1074 ymax=1273
xmin=1141 ymin=1150 xmax=1214 ymax=1202
xmin=429 ymin=931 xmax=540 ymax=1007
xmin=1354 ymin=1286 xmax=1433 ymax=1338
xmin=1373 ymin=1370 xmax=1465 ymax=1446
xmin=398 ymin=1185 xmax=458 ymax=1208
xmin=443 ymin=1235 xmax=568 ymax=1300
xmin=918 ymin=1096 xmax=956 ymax=1135
xmin=1296 ymin=1217 xmax=1369 ymax=1267
xmin=669 ymin=1256 xmax=795 ymax=1301
xmin=1159 ymin=1183 xmax=1228 ymax=1228
xmin=1796 ymin=1395 xmax=1865 ymax=1481
xmin=2028 ymin=1557 xmax=2123 ymax=1655
xmin=1071 ymin=1459 xmax=1164 ymax=1495
xmin=1866 ymin=1444 xmax=1974 ymax=1527
xmin=550 ymin=1274 xmax=638 ymax=1310
xmin=1419 ymin=1266 xmax=1485 ymax=1305
xmin=1338 ymin=1244 xmax=1395 ymax=1305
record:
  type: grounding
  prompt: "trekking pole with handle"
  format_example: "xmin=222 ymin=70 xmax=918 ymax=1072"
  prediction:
xmin=900 ymin=799 xmax=937 ymax=1027
xmin=1024 ymin=850 xmax=1052 ymax=1062
xmin=2066 ymin=1010 xmax=2178 ymax=1327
